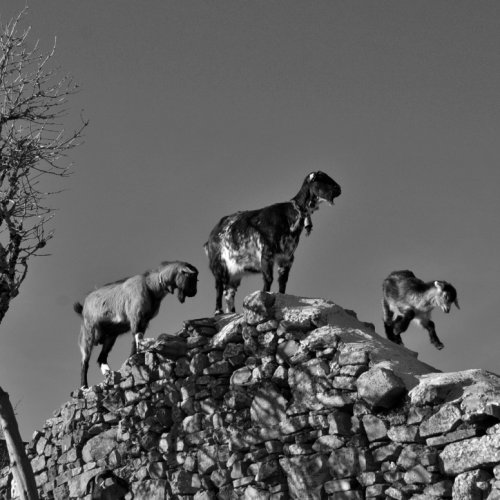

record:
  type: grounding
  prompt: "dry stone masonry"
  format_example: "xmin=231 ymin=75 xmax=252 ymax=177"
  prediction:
xmin=1 ymin=292 xmax=500 ymax=499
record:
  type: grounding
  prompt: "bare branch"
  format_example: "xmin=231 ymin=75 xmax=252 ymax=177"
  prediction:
xmin=0 ymin=8 xmax=86 ymax=318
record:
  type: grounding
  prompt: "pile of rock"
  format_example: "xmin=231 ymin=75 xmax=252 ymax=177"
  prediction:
xmin=1 ymin=291 xmax=500 ymax=499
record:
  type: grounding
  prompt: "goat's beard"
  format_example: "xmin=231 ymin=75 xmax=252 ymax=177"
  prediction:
xmin=177 ymin=289 xmax=186 ymax=303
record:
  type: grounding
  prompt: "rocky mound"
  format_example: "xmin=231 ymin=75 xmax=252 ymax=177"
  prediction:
xmin=1 ymin=292 xmax=500 ymax=499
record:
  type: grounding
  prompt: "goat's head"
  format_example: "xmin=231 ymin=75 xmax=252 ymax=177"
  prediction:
xmin=433 ymin=280 xmax=460 ymax=313
xmin=305 ymin=171 xmax=342 ymax=212
xmin=174 ymin=263 xmax=199 ymax=303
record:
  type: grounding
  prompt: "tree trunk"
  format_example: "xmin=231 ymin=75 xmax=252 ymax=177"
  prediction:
xmin=0 ymin=386 xmax=39 ymax=500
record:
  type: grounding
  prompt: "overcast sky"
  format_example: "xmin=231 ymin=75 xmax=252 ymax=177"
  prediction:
xmin=1 ymin=0 xmax=499 ymax=439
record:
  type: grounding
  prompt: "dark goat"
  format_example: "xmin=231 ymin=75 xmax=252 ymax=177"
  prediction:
xmin=74 ymin=261 xmax=198 ymax=388
xmin=204 ymin=171 xmax=341 ymax=314
xmin=382 ymin=270 xmax=460 ymax=350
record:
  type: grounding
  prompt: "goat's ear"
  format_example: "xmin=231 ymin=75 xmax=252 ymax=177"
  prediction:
xmin=454 ymin=298 xmax=460 ymax=310
xmin=182 ymin=266 xmax=197 ymax=275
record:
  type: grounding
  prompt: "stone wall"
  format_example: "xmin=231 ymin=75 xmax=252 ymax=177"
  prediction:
xmin=1 ymin=292 xmax=500 ymax=499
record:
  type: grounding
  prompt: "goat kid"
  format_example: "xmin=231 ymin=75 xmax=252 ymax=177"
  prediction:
xmin=74 ymin=261 xmax=198 ymax=388
xmin=382 ymin=270 xmax=460 ymax=350
xmin=204 ymin=171 xmax=341 ymax=315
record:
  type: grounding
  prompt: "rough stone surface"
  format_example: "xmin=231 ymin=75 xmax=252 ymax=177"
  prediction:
xmin=1 ymin=293 xmax=500 ymax=500
xmin=440 ymin=432 xmax=500 ymax=475
xmin=452 ymin=469 xmax=492 ymax=500
xmin=357 ymin=367 xmax=406 ymax=409
xmin=419 ymin=403 xmax=462 ymax=437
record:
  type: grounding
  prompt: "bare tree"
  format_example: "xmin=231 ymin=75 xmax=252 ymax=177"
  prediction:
xmin=0 ymin=10 xmax=86 ymax=500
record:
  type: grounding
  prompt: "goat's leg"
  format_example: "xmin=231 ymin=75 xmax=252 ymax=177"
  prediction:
xmin=130 ymin=331 xmax=145 ymax=356
xmin=81 ymin=356 xmax=90 ymax=389
xmin=382 ymin=300 xmax=397 ymax=343
xmin=417 ymin=318 xmax=444 ymax=350
xmin=261 ymin=251 xmax=274 ymax=292
xmin=223 ymin=278 xmax=241 ymax=313
xmin=79 ymin=324 xmax=94 ymax=388
xmin=277 ymin=257 xmax=293 ymax=294
xmin=97 ymin=334 xmax=118 ymax=375
xmin=130 ymin=316 xmax=149 ymax=356
xmin=215 ymin=278 xmax=224 ymax=315
xmin=392 ymin=310 xmax=415 ymax=345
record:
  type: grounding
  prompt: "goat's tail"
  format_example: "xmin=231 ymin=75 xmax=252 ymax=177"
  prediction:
xmin=73 ymin=302 xmax=83 ymax=316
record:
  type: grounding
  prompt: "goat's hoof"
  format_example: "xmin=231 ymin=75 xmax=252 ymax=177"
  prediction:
xmin=435 ymin=343 xmax=444 ymax=350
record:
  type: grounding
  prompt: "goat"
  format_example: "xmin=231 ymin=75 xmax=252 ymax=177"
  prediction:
xmin=74 ymin=261 xmax=198 ymax=388
xmin=382 ymin=270 xmax=460 ymax=350
xmin=204 ymin=171 xmax=341 ymax=315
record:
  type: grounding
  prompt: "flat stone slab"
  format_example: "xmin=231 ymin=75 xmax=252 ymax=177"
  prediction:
xmin=440 ymin=429 xmax=500 ymax=475
xmin=409 ymin=369 xmax=500 ymax=421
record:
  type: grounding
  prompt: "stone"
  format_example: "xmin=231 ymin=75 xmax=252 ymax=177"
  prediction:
xmin=250 ymin=382 xmax=288 ymax=432
xmin=244 ymin=485 xmax=271 ymax=500
xmin=67 ymin=467 xmax=104 ymax=497
xmin=190 ymin=352 xmax=209 ymax=375
xmin=409 ymin=369 xmax=500 ymax=416
xmin=312 ymin=435 xmax=344 ymax=452
xmin=148 ymin=461 xmax=168 ymax=479
xmin=362 ymin=414 xmax=387 ymax=442
xmin=255 ymin=459 xmax=280 ymax=481
xmin=288 ymin=359 xmax=335 ymax=411
xmin=279 ymin=454 xmax=331 ymax=499
xmin=357 ymin=367 xmax=406 ymax=409
xmin=365 ymin=483 xmax=388 ymax=497
xmin=243 ymin=291 xmax=276 ymax=324
xmin=81 ymin=429 xmax=118 ymax=463
xmin=328 ymin=447 xmax=373 ymax=479
xmin=426 ymin=426 xmax=478 ymax=447
xmin=134 ymin=479 xmax=168 ymax=500
xmin=331 ymin=376 xmax=357 ymax=391
xmin=210 ymin=316 xmax=244 ymax=349
xmin=197 ymin=445 xmax=217 ymax=475
xmin=210 ymin=468 xmax=231 ymax=488
xmin=385 ymin=486 xmax=408 ymax=500
xmin=256 ymin=319 xmax=279 ymax=333
xmin=371 ymin=443 xmax=402 ymax=463
xmin=338 ymin=344 xmax=370 ymax=366
xmin=440 ymin=432 xmax=500 ymax=475
xmin=387 ymin=424 xmax=419 ymax=443
xmin=230 ymin=366 xmax=254 ymax=386
xmin=167 ymin=470 xmax=202 ymax=495
xmin=422 ymin=480 xmax=453 ymax=497
xmin=452 ymin=469 xmax=492 ymax=500
xmin=300 ymin=326 xmax=340 ymax=352
xmin=403 ymin=464 xmax=433 ymax=484
xmin=419 ymin=404 xmax=462 ymax=437
xmin=324 ymin=478 xmax=357 ymax=493
xmin=276 ymin=339 xmax=300 ymax=364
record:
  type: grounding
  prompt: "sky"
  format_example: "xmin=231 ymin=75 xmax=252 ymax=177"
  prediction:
xmin=0 ymin=0 xmax=499 ymax=440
